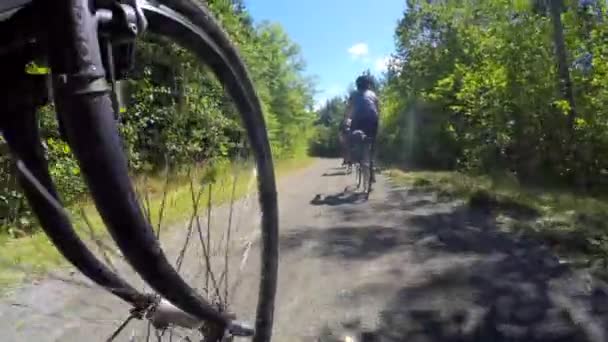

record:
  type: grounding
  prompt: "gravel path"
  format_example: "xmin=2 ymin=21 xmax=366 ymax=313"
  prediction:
xmin=2 ymin=158 xmax=608 ymax=341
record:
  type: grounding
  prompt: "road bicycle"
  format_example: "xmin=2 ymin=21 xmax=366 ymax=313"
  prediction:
xmin=349 ymin=130 xmax=373 ymax=196
xmin=0 ymin=0 xmax=278 ymax=341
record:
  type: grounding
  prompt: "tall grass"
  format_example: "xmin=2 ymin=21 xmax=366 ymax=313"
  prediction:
xmin=0 ymin=156 xmax=313 ymax=291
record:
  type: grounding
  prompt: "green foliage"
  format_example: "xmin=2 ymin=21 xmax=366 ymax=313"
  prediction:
xmin=0 ymin=0 xmax=316 ymax=235
xmin=309 ymin=96 xmax=348 ymax=157
xmin=379 ymin=0 xmax=608 ymax=188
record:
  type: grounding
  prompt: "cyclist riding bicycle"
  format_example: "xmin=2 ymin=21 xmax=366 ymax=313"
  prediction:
xmin=345 ymin=74 xmax=379 ymax=184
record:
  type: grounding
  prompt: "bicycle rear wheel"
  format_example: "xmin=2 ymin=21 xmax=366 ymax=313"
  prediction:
xmin=362 ymin=141 xmax=373 ymax=194
xmin=356 ymin=163 xmax=362 ymax=189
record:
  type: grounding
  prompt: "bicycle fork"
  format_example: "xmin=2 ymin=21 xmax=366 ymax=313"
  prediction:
xmin=40 ymin=0 xmax=234 ymax=332
xmin=0 ymin=0 xmax=249 ymax=338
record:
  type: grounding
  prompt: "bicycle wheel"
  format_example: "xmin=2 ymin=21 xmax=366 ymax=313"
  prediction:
xmin=120 ymin=2 xmax=278 ymax=340
xmin=5 ymin=1 xmax=278 ymax=341
xmin=354 ymin=162 xmax=360 ymax=189
xmin=362 ymin=141 xmax=373 ymax=194
xmin=145 ymin=4 xmax=278 ymax=334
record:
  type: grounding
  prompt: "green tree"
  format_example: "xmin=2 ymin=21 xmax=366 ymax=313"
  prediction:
xmin=0 ymin=0 xmax=318 ymax=234
xmin=378 ymin=0 xmax=608 ymax=186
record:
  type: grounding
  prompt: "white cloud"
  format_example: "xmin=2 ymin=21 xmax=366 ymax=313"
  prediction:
xmin=374 ymin=56 xmax=391 ymax=73
xmin=347 ymin=43 xmax=369 ymax=59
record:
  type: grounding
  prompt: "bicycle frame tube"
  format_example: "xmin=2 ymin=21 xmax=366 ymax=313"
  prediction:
xmin=41 ymin=0 xmax=229 ymax=326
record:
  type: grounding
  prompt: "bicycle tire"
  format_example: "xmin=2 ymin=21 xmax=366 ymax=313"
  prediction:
xmin=357 ymin=163 xmax=361 ymax=189
xmin=51 ymin=1 xmax=278 ymax=340
xmin=363 ymin=162 xmax=371 ymax=193
xmin=365 ymin=140 xmax=374 ymax=196
xmin=142 ymin=3 xmax=278 ymax=340
xmin=363 ymin=141 xmax=372 ymax=194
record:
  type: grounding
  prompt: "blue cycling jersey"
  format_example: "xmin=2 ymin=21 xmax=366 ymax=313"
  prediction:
xmin=350 ymin=89 xmax=378 ymax=123
xmin=349 ymin=89 xmax=379 ymax=137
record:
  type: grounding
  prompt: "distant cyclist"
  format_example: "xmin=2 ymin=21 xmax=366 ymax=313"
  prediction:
xmin=345 ymin=74 xmax=379 ymax=184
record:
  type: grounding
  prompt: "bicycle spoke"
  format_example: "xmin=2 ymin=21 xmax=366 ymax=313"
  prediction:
xmin=145 ymin=320 xmax=152 ymax=342
xmin=175 ymin=218 xmax=195 ymax=273
xmin=134 ymin=179 xmax=148 ymax=223
xmin=229 ymin=231 xmax=256 ymax=300
xmin=107 ymin=314 xmax=137 ymax=342
xmin=142 ymin=176 xmax=153 ymax=224
xmin=205 ymin=183 xmax=212 ymax=292
xmin=196 ymin=191 xmax=223 ymax=304
xmin=223 ymin=167 xmax=239 ymax=305
xmin=175 ymin=172 xmax=203 ymax=272
xmin=79 ymin=209 xmax=119 ymax=274
xmin=172 ymin=331 xmax=193 ymax=342
xmin=156 ymin=162 xmax=171 ymax=239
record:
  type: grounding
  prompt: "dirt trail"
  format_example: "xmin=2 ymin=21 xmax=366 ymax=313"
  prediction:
xmin=2 ymin=158 xmax=608 ymax=341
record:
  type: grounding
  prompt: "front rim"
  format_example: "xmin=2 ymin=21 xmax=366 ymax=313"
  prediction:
xmin=141 ymin=2 xmax=278 ymax=340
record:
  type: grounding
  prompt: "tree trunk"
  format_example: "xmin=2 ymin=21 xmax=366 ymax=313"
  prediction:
xmin=547 ymin=0 xmax=587 ymax=187
xmin=548 ymin=0 xmax=577 ymax=134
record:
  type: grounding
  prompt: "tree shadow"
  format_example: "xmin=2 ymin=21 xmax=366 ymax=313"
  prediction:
xmin=345 ymin=249 xmax=605 ymax=342
xmin=305 ymin=190 xmax=608 ymax=341
xmin=382 ymin=179 xmax=541 ymax=222
xmin=311 ymin=191 xmax=368 ymax=206
xmin=369 ymin=203 xmax=606 ymax=341
xmin=468 ymin=190 xmax=541 ymax=221
xmin=327 ymin=166 xmax=348 ymax=171
xmin=371 ymin=187 xmax=462 ymax=214
xmin=322 ymin=171 xmax=348 ymax=177
xmin=296 ymin=177 xmax=608 ymax=341
xmin=280 ymin=225 xmax=413 ymax=260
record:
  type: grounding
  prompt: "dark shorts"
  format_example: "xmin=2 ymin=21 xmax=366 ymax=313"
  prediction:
xmin=351 ymin=116 xmax=378 ymax=139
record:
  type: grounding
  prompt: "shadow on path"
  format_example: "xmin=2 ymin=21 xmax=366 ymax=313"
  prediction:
xmin=322 ymin=171 xmax=348 ymax=177
xmin=311 ymin=192 xmax=368 ymax=206
xmin=281 ymin=225 xmax=412 ymax=260
xmin=305 ymin=181 xmax=608 ymax=342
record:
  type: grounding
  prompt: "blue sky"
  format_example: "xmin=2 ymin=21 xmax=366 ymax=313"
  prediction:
xmin=246 ymin=0 xmax=405 ymax=109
